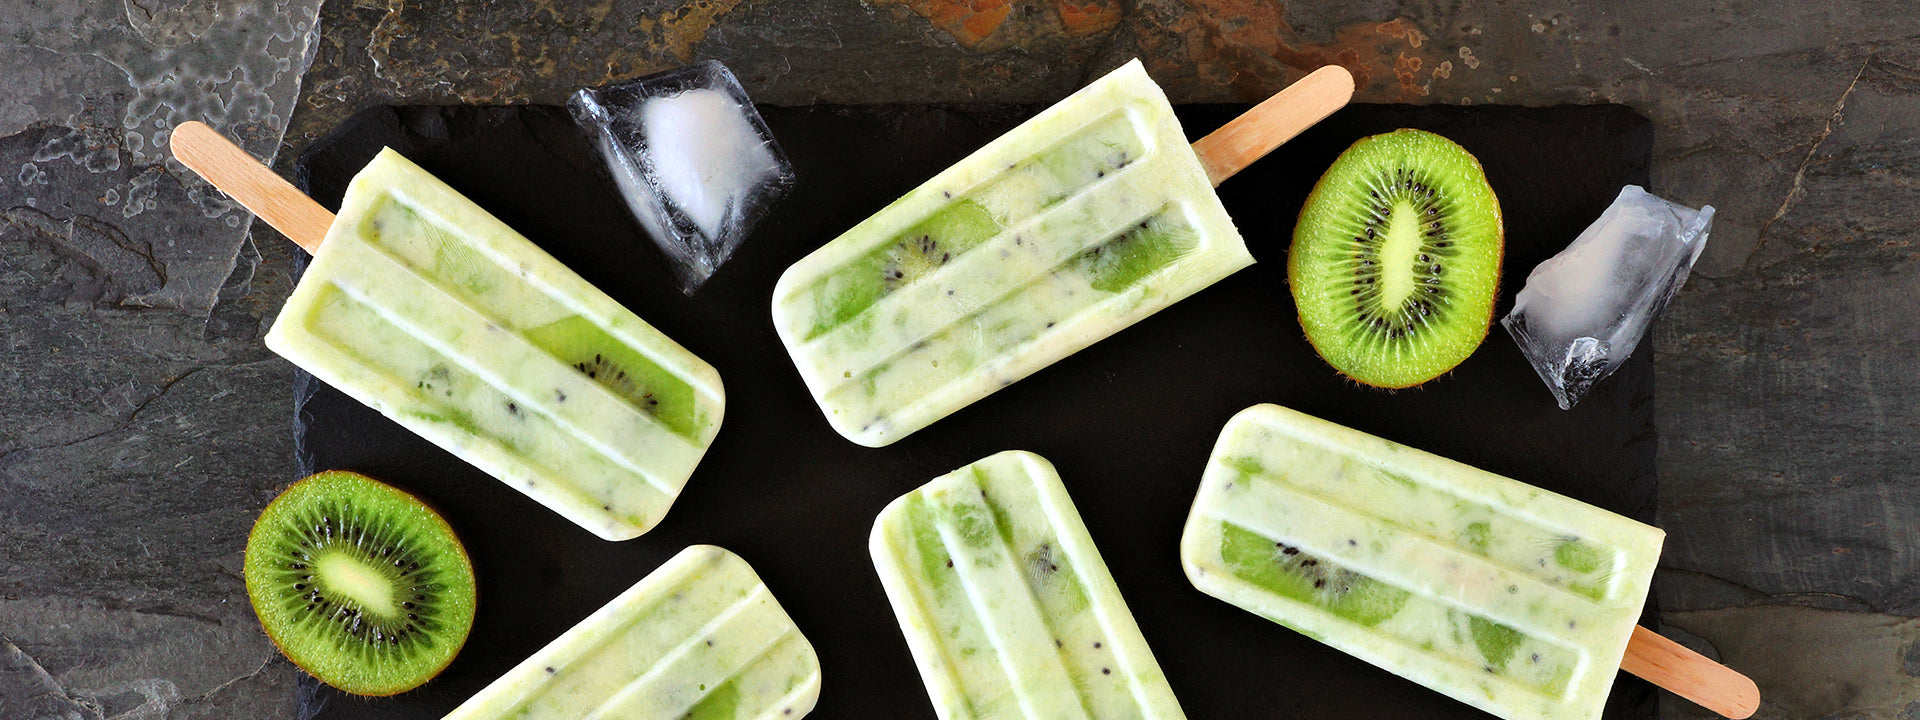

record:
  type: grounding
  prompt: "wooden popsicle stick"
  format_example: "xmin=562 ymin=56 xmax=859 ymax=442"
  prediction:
xmin=1191 ymin=64 xmax=1355 ymax=187
xmin=170 ymin=120 xmax=334 ymax=255
xmin=1623 ymin=625 xmax=1759 ymax=718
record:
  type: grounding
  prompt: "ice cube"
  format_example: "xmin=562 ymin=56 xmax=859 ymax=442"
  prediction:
xmin=1502 ymin=185 xmax=1714 ymax=409
xmin=570 ymin=61 xmax=794 ymax=294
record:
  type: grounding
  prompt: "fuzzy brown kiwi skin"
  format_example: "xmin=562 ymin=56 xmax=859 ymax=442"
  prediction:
xmin=244 ymin=470 xmax=476 ymax=697
xmin=1287 ymin=129 xmax=1504 ymax=389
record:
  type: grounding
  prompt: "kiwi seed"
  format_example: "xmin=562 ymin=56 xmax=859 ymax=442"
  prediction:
xmin=1289 ymin=128 xmax=1504 ymax=388
xmin=243 ymin=470 xmax=476 ymax=696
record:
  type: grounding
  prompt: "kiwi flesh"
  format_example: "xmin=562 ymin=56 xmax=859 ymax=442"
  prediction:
xmin=244 ymin=470 xmax=476 ymax=696
xmin=1289 ymin=129 xmax=1503 ymax=388
xmin=1072 ymin=213 xmax=1200 ymax=293
xmin=1217 ymin=521 xmax=1409 ymax=627
xmin=805 ymin=200 xmax=1001 ymax=340
xmin=521 ymin=315 xmax=701 ymax=439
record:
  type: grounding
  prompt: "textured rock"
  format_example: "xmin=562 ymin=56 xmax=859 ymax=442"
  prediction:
xmin=0 ymin=0 xmax=319 ymax=717
xmin=1654 ymin=47 xmax=1920 ymax=620
xmin=1 ymin=598 xmax=297 ymax=719
xmin=2 ymin=0 xmax=322 ymax=311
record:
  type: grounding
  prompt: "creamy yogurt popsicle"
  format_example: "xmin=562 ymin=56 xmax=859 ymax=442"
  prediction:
xmin=264 ymin=148 xmax=724 ymax=541
xmin=772 ymin=60 xmax=1255 ymax=447
xmin=1179 ymin=404 xmax=1663 ymax=720
xmin=445 ymin=545 xmax=820 ymax=720
xmin=870 ymin=450 xmax=1187 ymax=720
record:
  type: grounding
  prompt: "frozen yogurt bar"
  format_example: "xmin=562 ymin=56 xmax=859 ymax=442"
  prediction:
xmin=445 ymin=545 xmax=819 ymax=720
xmin=266 ymin=149 xmax=725 ymax=540
xmin=773 ymin=60 xmax=1252 ymax=447
xmin=1180 ymin=404 xmax=1663 ymax=720
xmin=871 ymin=450 xmax=1187 ymax=720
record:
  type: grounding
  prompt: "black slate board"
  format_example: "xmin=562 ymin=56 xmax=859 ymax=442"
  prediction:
xmin=290 ymin=100 xmax=1657 ymax=720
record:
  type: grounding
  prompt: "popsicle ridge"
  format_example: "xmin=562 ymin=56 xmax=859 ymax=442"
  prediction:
xmin=935 ymin=485 xmax=1100 ymax=720
xmin=307 ymin=243 xmax=689 ymax=492
xmin=356 ymin=173 xmax=723 ymax=439
xmin=790 ymin=107 xmax=1149 ymax=345
xmin=1192 ymin=515 xmax=1591 ymax=698
xmin=1208 ymin=449 xmax=1638 ymax=603
xmin=1181 ymin=405 xmax=1663 ymax=720
xmin=285 ymin=291 xmax=674 ymax=538
xmin=584 ymin=585 xmax=797 ymax=719
xmin=267 ymin=149 xmax=725 ymax=540
xmin=796 ymin=124 xmax=1174 ymax=378
xmin=811 ymin=203 xmax=1204 ymax=428
xmin=336 ymin=203 xmax=708 ymax=451
xmin=872 ymin=451 xmax=1187 ymax=720
xmin=773 ymin=60 xmax=1250 ymax=446
xmin=444 ymin=546 xmax=821 ymax=720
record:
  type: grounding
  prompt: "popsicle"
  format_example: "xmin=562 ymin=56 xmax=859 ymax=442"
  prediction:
xmin=772 ymin=61 xmax=1353 ymax=447
xmin=1179 ymin=404 xmax=1757 ymax=720
xmin=170 ymin=123 xmax=724 ymax=541
xmin=445 ymin=545 xmax=821 ymax=720
xmin=870 ymin=450 xmax=1186 ymax=720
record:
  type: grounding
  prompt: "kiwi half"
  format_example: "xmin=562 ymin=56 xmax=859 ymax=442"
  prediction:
xmin=1289 ymin=129 xmax=1503 ymax=388
xmin=244 ymin=470 xmax=476 ymax=696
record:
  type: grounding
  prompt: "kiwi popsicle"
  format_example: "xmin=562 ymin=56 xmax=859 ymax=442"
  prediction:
xmin=445 ymin=545 xmax=821 ymax=720
xmin=1179 ymin=404 xmax=1663 ymax=720
xmin=870 ymin=450 xmax=1187 ymax=720
xmin=773 ymin=59 xmax=1279 ymax=447
xmin=264 ymin=148 xmax=724 ymax=541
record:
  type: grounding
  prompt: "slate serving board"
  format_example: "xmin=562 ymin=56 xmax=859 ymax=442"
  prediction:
xmin=289 ymin=99 xmax=1657 ymax=720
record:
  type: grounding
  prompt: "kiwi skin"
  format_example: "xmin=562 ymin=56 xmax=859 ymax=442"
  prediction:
xmin=243 ymin=470 xmax=476 ymax=696
xmin=1289 ymin=128 xmax=1504 ymax=388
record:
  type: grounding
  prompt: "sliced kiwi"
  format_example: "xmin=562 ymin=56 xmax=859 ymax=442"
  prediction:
xmin=522 ymin=316 xmax=700 ymax=439
xmin=1217 ymin=521 xmax=1409 ymax=627
xmin=243 ymin=470 xmax=476 ymax=696
xmin=806 ymin=199 xmax=1001 ymax=340
xmin=1289 ymin=128 xmax=1504 ymax=388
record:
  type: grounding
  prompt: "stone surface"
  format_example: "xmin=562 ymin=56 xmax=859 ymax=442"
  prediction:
xmin=1655 ymin=47 xmax=1920 ymax=621
xmin=1 ymin=0 xmax=320 ymax=717
xmin=3 ymin=0 xmax=1917 ymax=718
xmin=1661 ymin=607 xmax=1920 ymax=720
xmin=0 ymin=599 xmax=299 ymax=720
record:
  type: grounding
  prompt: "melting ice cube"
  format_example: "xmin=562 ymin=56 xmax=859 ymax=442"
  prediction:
xmin=570 ymin=61 xmax=794 ymax=294
xmin=1502 ymin=185 xmax=1714 ymax=409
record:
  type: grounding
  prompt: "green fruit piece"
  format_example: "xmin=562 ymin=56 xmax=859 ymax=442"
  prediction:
xmin=522 ymin=316 xmax=701 ymax=440
xmin=1289 ymin=128 xmax=1504 ymax=388
xmin=1218 ymin=521 xmax=1410 ymax=627
xmin=243 ymin=470 xmax=476 ymax=696
xmin=1553 ymin=538 xmax=1605 ymax=574
xmin=806 ymin=199 xmax=1001 ymax=340
xmin=1074 ymin=214 xmax=1199 ymax=293
xmin=1469 ymin=615 xmax=1525 ymax=670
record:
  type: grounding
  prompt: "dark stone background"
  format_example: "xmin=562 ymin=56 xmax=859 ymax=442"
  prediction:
xmin=2 ymin=1 xmax=1916 ymax=718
